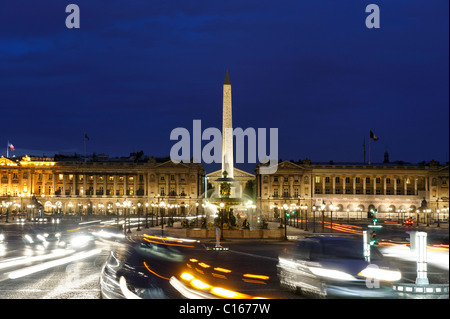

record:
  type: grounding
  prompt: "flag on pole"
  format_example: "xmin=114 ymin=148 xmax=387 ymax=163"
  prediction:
xmin=8 ymin=142 xmax=15 ymax=151
xmin=370 ymin=131 xmax=379 ymax=141
xmin=84 ymin=133 xmax=90 ymax=141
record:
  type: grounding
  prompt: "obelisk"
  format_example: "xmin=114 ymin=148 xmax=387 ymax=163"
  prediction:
xmin=222 ymin=70 xmax=234 ymax=179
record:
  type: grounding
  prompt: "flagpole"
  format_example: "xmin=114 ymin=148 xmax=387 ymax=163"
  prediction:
xmin=6 ymin=141 xmax=9 ymax=158
xmin=84 ymin=133 xmax=86 ymax=162
xmin=363 ymin=138 xmax=366 ymax=163
xmin=368 ymin=137 xmax=371 ymax=165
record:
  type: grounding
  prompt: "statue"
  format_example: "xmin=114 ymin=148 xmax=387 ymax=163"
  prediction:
xmin=219 ymin=171 xmax=231 ymax=198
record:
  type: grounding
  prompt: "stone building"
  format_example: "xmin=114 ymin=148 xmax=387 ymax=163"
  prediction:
xmin=255 ymin=158 xmax=449 ymax=222
xmin=0 ymin=154 xmax=204 ymax=218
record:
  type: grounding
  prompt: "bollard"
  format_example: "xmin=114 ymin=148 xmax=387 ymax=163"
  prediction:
xmin=392 ymin=231 xmax=449 ymax=295
xmin=363 ymin=230 xmax=371 ymax=262
xmin=415 ymin=232 xmax=429 ymax=285
xmin=207 ymin=227 xmax=228 ymax=251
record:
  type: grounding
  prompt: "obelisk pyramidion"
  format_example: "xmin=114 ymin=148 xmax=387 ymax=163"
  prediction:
xmin=222 ymin=70 xmax=234 ymax=179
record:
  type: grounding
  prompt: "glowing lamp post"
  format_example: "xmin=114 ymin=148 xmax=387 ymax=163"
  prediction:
xmin=160 ymin=201 xmax=166 ymax=233
xmin=283 ymin=204 xmax=288 ymax=240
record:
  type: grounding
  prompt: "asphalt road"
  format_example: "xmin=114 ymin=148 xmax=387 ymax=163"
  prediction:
xmin=0 ymin=221 xmax=448 ymax=299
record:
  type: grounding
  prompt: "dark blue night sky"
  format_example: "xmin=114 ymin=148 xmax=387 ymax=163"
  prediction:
xmin=0 ymin=0 xmax=448 ymax=173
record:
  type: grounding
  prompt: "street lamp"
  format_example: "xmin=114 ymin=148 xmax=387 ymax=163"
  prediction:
xmin=219 ymin=202 xmax=225 ymax=240
xmin=160 ymin=201 xmax=166 ymax=233
xmin=145 ymin=203 xmax=149 ymax=229
xmin=123 ymin=200 xmax=131 ymax=234
xmin=303 ymin=204 xmax=309 ymax=231
xmin=116 ymin=201 xmax=121 ymax=229
xmin=321 ymin=204 xmax=325 ymax=233
xmin=151 ymin=202 xmax=155 ymax=227
xmin=437 ymin=209 xmax=440 ymax=227
xmin=312 ymin=206 xmax=316 ymax=233
xmin=195 ymin=202 xmax=199 ymax=228
xmin=329 ymin=204 xmax=334 ymax=233
xmin=137 ymin=202 xmax=141 ymax=231
xmin=426 ymin=209 xmax=431 ymax=227
xmin=283 ymin=203 xmax=288 ymax=240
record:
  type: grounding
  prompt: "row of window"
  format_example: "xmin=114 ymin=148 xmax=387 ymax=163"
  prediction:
xmin=269 ymin=176 xmax=447 ymax=185
xmin=269 ymin=187 xmax=418 ymax=197
xmin=2 ymin=185 xmax=190 ymax=197
xmin=314 ymin=188 xmax=416 ymax=195
xmin=318 ymin=177 xmax=421 ymax=185
xmin=1 ymin=173 xmax=193 ymax=183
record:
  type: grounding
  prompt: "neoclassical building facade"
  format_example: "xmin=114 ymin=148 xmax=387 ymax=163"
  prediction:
xmin=0 ymin=154 xmax=204 ymax=217
xmin=256 ymin=159 xmax=449 ymax=221
xmin=2 ymin=153 xmax=448 ymax=222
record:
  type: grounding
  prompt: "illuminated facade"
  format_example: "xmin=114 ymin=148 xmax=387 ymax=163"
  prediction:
xmin=2 ymin=153 xmax=448 ymax=222
xmin=0 ymin=155 xmax=204 ymax=216
xmin=256 ymin=159 xmax=449 ymax=221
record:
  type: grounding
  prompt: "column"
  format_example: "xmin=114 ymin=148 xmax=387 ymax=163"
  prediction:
xmin=52 ymin=175 xmax=55 ymax=196
xmin=289 ymin=176 xmax=293 ymax=198
xmin=83 ymin=174 xmax=87 ymax=197
xmin=124 ymin=174 xmax=127 ymax=196
xmin=312 ymin=175 xmax=316 ymax=196
xmin=113 ymin=175 xmax=117 ymax=197
xmin=103 ymin=174 xmax=107 ymax=197
xmin=404 ymin=175 xmax=408 ymax=195
xmin=165 ymin=174 xmax=169 ymax=196
xmin=363 ymin=176 xmax=366 ymax=194
xmin=8 ymin=172 xmax=11 ymax=195
xmin=342 ymin=175 xmax=346 ymax=194
xmin=63 ymin=174 xmax=66 ymax=196
xmin=373 ymin=175 xmax=376 ymax=194
xmin=29 ymin=171 xmax=33 ymax=195
xmin=93 ymin=175 xmax=97 ymax=197
xmin=73 ymin=174 xmax=76 ymax=196
xmin=322 ymin=175 xmax=326 ymax=194
xmin=332 ymin=175 xmax=336 ymax=194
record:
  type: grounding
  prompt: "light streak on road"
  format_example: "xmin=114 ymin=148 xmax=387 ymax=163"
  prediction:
xmin=0 ymin=249 xmax=75 ymax=271
xmin=322 ymin=221 xmax=364 ymax=235
xmin=7 ymin=249 xmax=102 ymax=279
xmin=379 ymin=244 xmax=449 ymax=270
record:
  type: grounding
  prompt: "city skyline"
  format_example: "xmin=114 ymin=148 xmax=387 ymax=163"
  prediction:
xmin=1 ymin=1 xmax=448 ymax=172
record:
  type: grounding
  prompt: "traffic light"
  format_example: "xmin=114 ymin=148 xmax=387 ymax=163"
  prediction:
xmin=370 ymin=230 xmax=377 ymax=246
xmin=372 ymin=209 xmax=378 ymax=224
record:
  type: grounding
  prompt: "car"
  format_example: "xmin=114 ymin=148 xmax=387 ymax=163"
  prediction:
xmin=277 ymin=236 xmax=402 ymax=298
xmin=31 ymin=216 xmax=50 ymax=223
xmin=58 ymin=231 xmax=96 ymax=250
xmin=405 ymin=217 xmax=414 ymax=226
xmin=0 ymin=231 xmax=23 ymax=247
xmin=23 ymin=229 xmax=48 ymax=245
xmin=100 ymin=235 xmax=197 ymax=299
xmin=16 ymin=216 xmax=26 ymax=223
xmin=23 ymin=229 xmax=62 ymax=248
